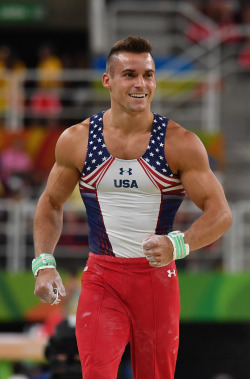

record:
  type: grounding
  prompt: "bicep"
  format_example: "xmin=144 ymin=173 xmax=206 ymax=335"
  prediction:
xmin=41 ymin=125 xmax=86 ymax=208
xmin=178 ymin=134 xmax=227 ymax=211
xmin=181 ymin=166 xmax=226 ymax=211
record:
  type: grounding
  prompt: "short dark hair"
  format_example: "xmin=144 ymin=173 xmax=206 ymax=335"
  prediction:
xmin=106 ymin=36 xmax=154 ymax=75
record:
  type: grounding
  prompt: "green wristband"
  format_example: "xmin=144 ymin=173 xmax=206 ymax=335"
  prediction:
xmin=32 ymin=253 xmax=56 ymax=277
xmin=166 ymin=231 xmax=190 ymax=260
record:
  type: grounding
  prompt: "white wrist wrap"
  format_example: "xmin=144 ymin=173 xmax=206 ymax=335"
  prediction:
xmin=32 ymin=253 xmax=56 ymax=277
xmin=166 ymin=231 xmax=190 ymax=260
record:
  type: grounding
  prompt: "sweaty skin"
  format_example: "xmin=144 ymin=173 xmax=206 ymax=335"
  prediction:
xmin=33 ymin=51 xmax=232 ymax=302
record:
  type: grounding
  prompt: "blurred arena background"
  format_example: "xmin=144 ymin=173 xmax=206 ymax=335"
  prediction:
xmin=0 ymin=0 xmax=250 ymax=378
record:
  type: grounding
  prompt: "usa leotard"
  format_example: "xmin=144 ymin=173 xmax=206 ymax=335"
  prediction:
xmin=79 ymin=112 xmax=185 ymax=257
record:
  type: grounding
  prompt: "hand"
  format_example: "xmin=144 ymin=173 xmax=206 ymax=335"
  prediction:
xmin=142 ymin=234 xmax=174 ymax=267
xmin=34 ymin=268 xmax=66 ymax=304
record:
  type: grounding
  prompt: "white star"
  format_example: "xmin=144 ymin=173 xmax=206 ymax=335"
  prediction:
xmin=102 ymin=143 xmax=106 ymax=148
xmin=159 ymin=156 xmax=163 ymax=160
xmin=98 ymin=118 xmax=102 ymax=121
xmin=87 ymin=166 xmax=91 ymax=171
xmin=160 ymin=143 xmax=164 ymax=147
xmin=93 ymin=146 xmax=97 ymax=150
xmin=158 ymin=126 xmax=161 ymax=130
xmin=92 ymin=159 xmax=96 ymax=164
xmin=94 ymin=124 xmax=98 ymax=128
xmin=98 ymin=151 xmax=103 ymax=155
xmin=98 ymin=138 xmax=102 ymax=143
xmin=154 ymin=119 xmax=157 ymax=123
xmin=156 ymin=148 xmax=159 ymax=152
xmin=90 ymin=120 xmax=94 ymax=124
xmin=150 ymin=152 xmax=154 ymax=157
xmin=162 ymin=168 xmax=167 ymax=172
xmin=88 ymin=153 xmax=93 ymax=157
xmin=147 ymin=145 xmax=151 ymax=150
xmin=94 ymin=115 xmax=98 ymax=118
xmin=102 ymin=157 xmax=107 ymax=161
xmin=162 ymin=123 xmax=166 ymax=126
xmin=156 ymin=161 xmax=161 ymax=165
xmin=157 ymin=137 xmax=161 ymax=140
xmin=89 ymin=141 xmax=93 ymax=145
xmin=93 ymin=134 xmax=97 ymax=138
xmin=151 ymin=140 xmax=155 ymax=144
xmin=145 ymin=158 xmax=150 ymax=162
xmin=90 ymin=130 xmax=94 ymax=134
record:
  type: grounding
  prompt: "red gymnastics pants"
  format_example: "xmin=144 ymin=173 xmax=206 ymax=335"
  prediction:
xmin=76 ymin=253 xmax=180 ymax=379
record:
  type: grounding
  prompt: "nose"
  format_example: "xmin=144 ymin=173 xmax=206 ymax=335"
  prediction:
xmin=134 ymin=75 xmax=146 ymax=87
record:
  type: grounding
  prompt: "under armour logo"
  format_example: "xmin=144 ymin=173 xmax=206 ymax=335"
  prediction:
xmin=167 ymin=269 xmax=176 ymax=277
xmin=119 ymin=168 xmax=132 ymax=175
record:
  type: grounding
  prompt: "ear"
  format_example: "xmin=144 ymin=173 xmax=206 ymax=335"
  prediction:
xmin=102 ymin=73 xmax=111 ymax=89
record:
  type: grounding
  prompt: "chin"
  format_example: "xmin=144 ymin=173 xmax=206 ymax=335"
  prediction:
xmin=127 ymin=104 xmax=148 ymax=113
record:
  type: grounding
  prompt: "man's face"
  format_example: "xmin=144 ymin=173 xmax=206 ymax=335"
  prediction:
xmin=102 ymin=52 xmax=156 ymax=114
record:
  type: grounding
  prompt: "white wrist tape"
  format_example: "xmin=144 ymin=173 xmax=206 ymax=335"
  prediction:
xmin=32 ymin=253 xmax=56 ymax=277
xmin=166 ymin=231 xmax=190 ymax=260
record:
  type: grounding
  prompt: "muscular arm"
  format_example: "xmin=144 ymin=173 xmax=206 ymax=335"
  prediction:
xmin=142 ymin=122 xmax=232 ymax=266
xmin=33 ymin=122 xmax=88 ymax=302
xmin=177 ymin=131 xmax=232 ymax=251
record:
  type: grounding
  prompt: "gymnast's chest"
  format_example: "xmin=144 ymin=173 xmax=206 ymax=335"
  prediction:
xmin=97 ymin=158 xmax=159 ymax=194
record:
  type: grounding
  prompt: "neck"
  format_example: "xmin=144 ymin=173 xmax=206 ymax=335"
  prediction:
xmin=104 ymin=108 xmax=154 ymax=134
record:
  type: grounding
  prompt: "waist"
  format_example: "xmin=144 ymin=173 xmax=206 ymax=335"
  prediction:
xmin=89 ymin=251 xmax=149 ymax=265
xmin=88 ymin=251 xmax=177 ymax=271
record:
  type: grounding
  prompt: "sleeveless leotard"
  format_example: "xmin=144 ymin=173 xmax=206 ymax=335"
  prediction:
xmin=79 ymin=112 xmax=185 ymax=258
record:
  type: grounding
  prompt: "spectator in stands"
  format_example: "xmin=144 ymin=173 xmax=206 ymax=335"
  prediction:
xmin=0 ymin=45 xmax=26 ymax=123
xmin=216 ymin=0 xmax=241 ymax=45
xmin=185 ymin=0 xmax=241 ymax=45
xmin=36 ymin=44 xmax=63 ymax=89
xmin=238 ymin=4 xmax=250 ymax=69
xmin=185 ymin=2 xmax=215 ymax=43
xmin=0 ymin=137 xmax=34 ymax=199
xmin=30 ymin=45 xmax=63 ymax=127
xmin=238 ymin=38 xmax=250 ymax=69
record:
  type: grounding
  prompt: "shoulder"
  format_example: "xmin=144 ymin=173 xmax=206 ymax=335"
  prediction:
xmin=165 ymin=120 xmax=209 ymax=175
xmin=55 ymin=118 xmax=90 ymax=172
xmin=56 ymin=118 xmax=89 ymax=149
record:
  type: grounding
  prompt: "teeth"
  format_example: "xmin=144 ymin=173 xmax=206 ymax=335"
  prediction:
xmin=130 ymin=94 xmax=146 ymax=98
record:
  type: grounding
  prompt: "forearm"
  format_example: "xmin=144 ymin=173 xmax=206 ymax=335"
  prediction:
xmin=183 ymin=201 xmax=232 ymax=252
xmin=33 ymin=194 xmax=63 ymax=257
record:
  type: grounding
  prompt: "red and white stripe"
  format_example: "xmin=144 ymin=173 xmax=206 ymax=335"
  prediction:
xmin=138 ymin=157 xmax=185 ymax=195
xmin=79 ymin=156 xmax=115 ymax=192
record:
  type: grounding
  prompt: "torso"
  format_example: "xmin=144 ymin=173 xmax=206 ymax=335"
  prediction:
xmin=78 ymin=111 xmax=186 ymax=258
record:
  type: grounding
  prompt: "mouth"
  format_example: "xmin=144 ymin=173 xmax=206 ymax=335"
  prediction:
xmin=129 ymin=94 xmax=148 ymax=98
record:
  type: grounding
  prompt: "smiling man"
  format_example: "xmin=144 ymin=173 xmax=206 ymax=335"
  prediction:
xmin=33 ymin=36 xmax=232 ymax=379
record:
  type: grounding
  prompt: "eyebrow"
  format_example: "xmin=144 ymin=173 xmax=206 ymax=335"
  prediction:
xmin=121 ymin=69 xmax=155 ymax=74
